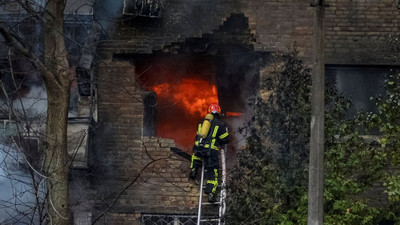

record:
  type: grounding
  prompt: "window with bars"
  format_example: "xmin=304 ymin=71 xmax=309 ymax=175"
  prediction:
xmin=141 ymin=214 xmax=218 ymax=225
xmin=123 ymin=0 xmax=163 ymax=17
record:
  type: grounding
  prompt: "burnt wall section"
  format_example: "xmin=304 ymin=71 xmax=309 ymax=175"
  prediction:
xmin=92 ymin=61 xmax=143 ymax=223
xmin=94 ymin=61 xmax=142 ymax=181
xmin=97 ymin=0 xmax=242 ymax=55
xmin=158 ymin=13 xmax=254 ymax=55
xmin=245 ymin=1 xmax=314 ymax=59
xmin=92 ymin=60 xmax=200 ymax=224
xmin=98 ymin=0 xmax=400 ymax=65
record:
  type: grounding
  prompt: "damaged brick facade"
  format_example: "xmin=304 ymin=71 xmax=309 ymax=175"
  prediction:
xmin=88 ymin=61 xmax=199 ymax=224
xmin=86 ymin=0 xmax=400 ymax=224
xmin=98 ymin=0 xmax=400 ymax=65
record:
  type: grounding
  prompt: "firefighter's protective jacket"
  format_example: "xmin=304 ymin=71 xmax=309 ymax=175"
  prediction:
xmin=193 ymin=116 xmax=229 ymax=151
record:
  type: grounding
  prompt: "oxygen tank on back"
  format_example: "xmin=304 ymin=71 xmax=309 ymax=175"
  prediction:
xmin=199 ymin=113 xmax=214 ymax=138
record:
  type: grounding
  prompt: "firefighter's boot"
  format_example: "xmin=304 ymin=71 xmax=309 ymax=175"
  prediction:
xmin=189 ymin=168 xmax=198 ymax=180
xmin=208 ymin=192 xmax=216 ymax=203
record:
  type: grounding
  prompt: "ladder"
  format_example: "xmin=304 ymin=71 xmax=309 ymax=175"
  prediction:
xmin=196 ymin=146 xmax=227 ymax=225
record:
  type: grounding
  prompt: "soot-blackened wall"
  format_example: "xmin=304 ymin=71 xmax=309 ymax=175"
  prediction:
xmin=91 ymin=1 xmax=400 ymax=224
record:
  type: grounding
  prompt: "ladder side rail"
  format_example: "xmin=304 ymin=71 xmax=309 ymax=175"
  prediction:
xmin=218 ymin=146 xmax=227 ymax=225
xmin=197 ymin=163 xmax=205 ymax=225
xmin=218 ymin=134 xmax=228 ymax=225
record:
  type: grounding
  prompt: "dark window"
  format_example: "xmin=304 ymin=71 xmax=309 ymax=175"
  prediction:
xmin=326 ymin=66 xmax=392 ymax=117
xmin=142 ymin=92 xmax=157 ymax=137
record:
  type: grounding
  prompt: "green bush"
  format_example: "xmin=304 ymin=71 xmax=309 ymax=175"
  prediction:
xmin=226 ymin=50 xmax=397 ymax=224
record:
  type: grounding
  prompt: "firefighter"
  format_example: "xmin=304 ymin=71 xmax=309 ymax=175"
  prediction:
xmin=189 ymin=103 xmax=229 ymax=203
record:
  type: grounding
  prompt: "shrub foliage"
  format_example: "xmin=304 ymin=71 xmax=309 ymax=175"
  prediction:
xmin=226 ymin=51 xmax=400 ymax=224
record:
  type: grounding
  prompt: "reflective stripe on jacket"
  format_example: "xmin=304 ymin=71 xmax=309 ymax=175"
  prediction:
xmin=194 ymin=118 xmax=229 ymax=150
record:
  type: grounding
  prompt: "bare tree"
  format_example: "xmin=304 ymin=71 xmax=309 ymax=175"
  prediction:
xmin=0 ymin=0 xmax=73 ymax=224
xmin=0 ymin=54 xmax=48 ymax=224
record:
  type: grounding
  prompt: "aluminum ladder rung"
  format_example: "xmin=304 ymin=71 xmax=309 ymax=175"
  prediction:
xmin=200 ymin=218 xmax=219 ymax=222
xmin=201 ymin=201 xmax=221 ymax=206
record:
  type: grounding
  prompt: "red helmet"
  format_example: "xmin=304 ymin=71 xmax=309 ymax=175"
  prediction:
xmin=207 ymin=103 xmax=221 ymax=114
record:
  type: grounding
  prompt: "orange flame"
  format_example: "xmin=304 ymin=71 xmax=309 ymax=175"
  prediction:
xmin=153 ymin=78 xmax=219 ymax=117
xmin=226 ymin=112 xmax=243 ymax=117
xmin=151 ymin=78 xmax=219 ymax=149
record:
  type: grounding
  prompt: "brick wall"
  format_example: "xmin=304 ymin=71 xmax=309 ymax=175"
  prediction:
xmin=325 ymin=0 xmax=400 ymax=64
xmin=92 ymin=61 xmax=200 ymax=224
xmin=123 ymin=137 xmax=198 ymax=213
xmin=99 ymin=0 xmax=400 ymax=65
xmin=91 ymin=1 xmax=400 ymax=223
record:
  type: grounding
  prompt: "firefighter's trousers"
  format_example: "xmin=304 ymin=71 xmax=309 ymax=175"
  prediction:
xmin=190 ymin=148 xmax=219 ymax=195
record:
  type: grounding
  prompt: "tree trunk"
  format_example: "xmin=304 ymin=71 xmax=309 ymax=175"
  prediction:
xmin=44 ymin=86 xmax=71 ymax=225
xmin=43 ymin=0 xmax=72 ymax=224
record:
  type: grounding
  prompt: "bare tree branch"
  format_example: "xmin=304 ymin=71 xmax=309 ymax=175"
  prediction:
xmin=0 ymin=22 xmax=52 ymax=81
